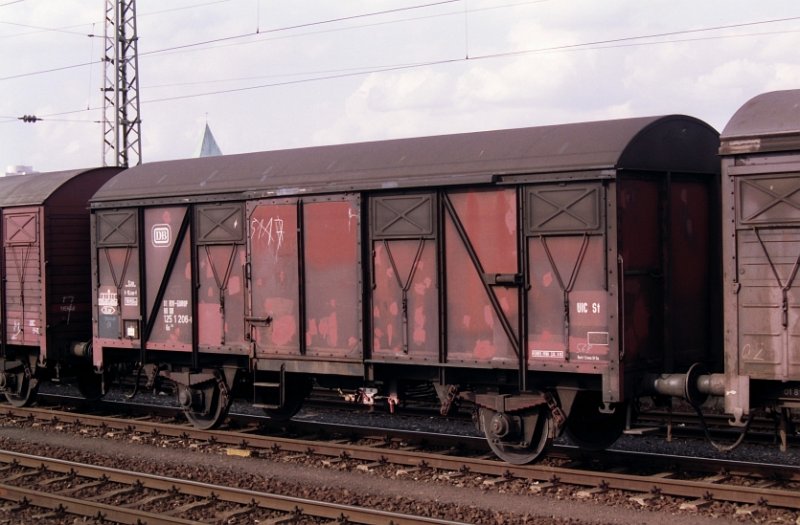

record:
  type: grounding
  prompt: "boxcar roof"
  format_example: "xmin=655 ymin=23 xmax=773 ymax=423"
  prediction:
xmin=0 ymin=168 xmax=102 ymax=207
xmin=720 ymin=89 xmax=800 ymax=154
xmin=93 ymin=115 xmax=718 ymax=204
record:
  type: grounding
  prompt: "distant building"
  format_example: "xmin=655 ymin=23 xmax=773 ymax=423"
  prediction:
xmin=195 ymin=123 xmax=222 ymax=157
xmin=4 ymin=165 xmax=36 ymax=177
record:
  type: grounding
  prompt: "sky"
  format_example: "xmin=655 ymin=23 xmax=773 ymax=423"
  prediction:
xmin=0 ymin=0 xmax=798 ymax=172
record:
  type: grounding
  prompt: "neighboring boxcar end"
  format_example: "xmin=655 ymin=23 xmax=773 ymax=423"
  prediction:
xmin=89 ymin=115 xmax=720 ymax=463
xmin=651 ymin=89 xmax=800 ymax=452
xmin=720 ymin=89 xmax=800 ymax=441
xmin=0 ymin=167 xmax=122 ymax=406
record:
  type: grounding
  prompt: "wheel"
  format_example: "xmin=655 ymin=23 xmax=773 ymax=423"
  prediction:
xmin=262 ymin=375 xmax=312 ymax=421
xmin=76 ymin=368 xmax=104 ymax=402
xmin=177 ymin=373 xmax=230 ymax=430
xmin=479 ymin=405 xmax=552 ymax=464
xmin=565 ymin=390 xmax=626 ymax=451
xmin=2 ymin=366 xmax=38 ymax=407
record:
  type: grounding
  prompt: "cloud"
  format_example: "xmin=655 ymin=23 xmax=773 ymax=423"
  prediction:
xmin=2 ymin=1 xmax=800 ymax=169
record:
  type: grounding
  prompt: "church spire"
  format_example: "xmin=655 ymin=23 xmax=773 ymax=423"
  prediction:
xmin=196 ymin=122 xmax=222 ymax=157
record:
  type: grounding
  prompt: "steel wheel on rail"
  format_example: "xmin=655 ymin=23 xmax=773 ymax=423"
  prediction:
xmin=564 ymin=390 xmax=626 ymax=451
xmin=479 ymin=405 xmax=552 ymax=464
xmin=76 ymin=368 xmax=104 ymax=402
xmin=1 ymin=364 xmax=38 ymax=407
xmin=74 ymin=343 xmax=104 ymax=401
xmin=177 ymin=371 xmax=231 ymax=430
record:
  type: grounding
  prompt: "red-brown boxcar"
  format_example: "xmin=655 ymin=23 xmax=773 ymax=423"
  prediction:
xmin=0 ymin=167 xmax=121 ymax=406
xmin=90 ymin=115 xmax=719 ymax=462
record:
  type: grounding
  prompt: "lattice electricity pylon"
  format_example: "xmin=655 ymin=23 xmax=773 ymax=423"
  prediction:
xmin=102 ymin=0 xmax=142 ymax=167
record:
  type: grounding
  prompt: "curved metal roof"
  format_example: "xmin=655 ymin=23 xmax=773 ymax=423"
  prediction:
xmin=0 ymin=167 xmax=118 ymax=207
xmin=93 ymin=115 xmax=718 ymax=204
xmin=720 ymin=89 xmax=800 ymax=155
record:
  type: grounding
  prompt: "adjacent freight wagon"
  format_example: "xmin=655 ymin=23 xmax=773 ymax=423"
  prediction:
xmin=0 ymin=167 xmax=121 ymax=406
xmin=719 ymin=90 xmax=800 ymax=445
xmin=88 ymin=115 xmax=720 ymax=463
xmin=643 ymin=89 xmax=800 ymax=451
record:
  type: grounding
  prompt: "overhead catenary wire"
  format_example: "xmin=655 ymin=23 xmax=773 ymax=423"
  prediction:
xmin=118 ymin=23 xmax=800 ymax=104
xmin=0 ymin=0 xmax=467 ymax=80
xmin=140 ymin=0 xmax=465 ymax=56
xmin=140 ymin=0 xmax=550 ymax=61
xmin=4 ymin=4 xmax=799 ymax=121
xmin=3 ymin=4 xmax=794 ymax=84
xmin=31 ymin=21 xmax=800 ymax=122
xmin=0 ymin=0 xmax=231 ymax=39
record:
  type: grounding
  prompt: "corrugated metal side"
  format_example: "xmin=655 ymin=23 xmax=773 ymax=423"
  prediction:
xmin=3 ymin=207 xmax=43 ymax=349
xmin=44 ymin=167 xmax=122 ymax=358
xmin=246 ymin=197 xmax=363 ymax=361
xmin=720 ymin=91 xmax=800 ymax=416
xmin=143 ymin=207 xmax=193 ymax=351
xmin=668 ymin=180 xmax=714 ymax=369
xmin=303 ymin=200 xmax=361 ymax=359
xmin=443 ymin=188 xmax=519 ymax=366
xmin=370 ymin=193 xmax=439 ymax=362
xmin=44 ymin=213 xmax=92 ymax=350
xmin=732 ymin=173 xmax=800 ymax=381
xmin=526 ymin=182 xmax=609 ymax=369
xmin=249 ymin=200 xmax=301 ymax=356
xmin=618 ymin=179 xmax=663 ymax=371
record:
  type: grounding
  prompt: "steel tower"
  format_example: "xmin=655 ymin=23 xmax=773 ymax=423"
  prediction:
xmin=102 ymin=0 xmax=142 ymax=167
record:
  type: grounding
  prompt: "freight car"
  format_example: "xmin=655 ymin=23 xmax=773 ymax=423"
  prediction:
xmin=86 ymin=114 xmax=720 ymax=463
xmin=651 ymin=89 xmax=800 ymax=450
xmin=5 ymin=91 xmax=796 ymax=464
xmin=0 ymin=167 xmax=121 ymax=406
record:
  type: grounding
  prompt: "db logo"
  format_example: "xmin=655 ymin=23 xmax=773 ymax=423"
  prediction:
xmin=100 ymin=305 xmax=116 ymax=315
xmin=152 ymin=224 xmax=171 ymax=246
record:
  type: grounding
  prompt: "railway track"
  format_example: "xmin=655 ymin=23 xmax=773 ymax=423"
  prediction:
xmin=2 ymin=403 xmax=799 ymax=516
xmin=0 ymin=448 xmax=470 ymax=525
xmin=39 ymin=385 xmax=798 ymax=450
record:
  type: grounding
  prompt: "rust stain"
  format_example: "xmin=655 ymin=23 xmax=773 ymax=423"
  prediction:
xmin=413 ymin=305 xmax=426 ymax=344
xmin=228 ymin=275 xmax=241 ymax=295
xmin=271 ymin=315 xmax=296 ymax=346
xmin=317 ymin=310 xmax=339 ymax=347
xmin=474 ymin=339 xmax=496 ymax=359
xmin=483 ymin=305 xmax=494 ymax=329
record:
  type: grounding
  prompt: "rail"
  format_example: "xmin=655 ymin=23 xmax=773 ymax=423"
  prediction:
xmin=2 ymin=405 xmax=799 ymax=511
xmin=0 ymin=448 xmax=471 ymax=525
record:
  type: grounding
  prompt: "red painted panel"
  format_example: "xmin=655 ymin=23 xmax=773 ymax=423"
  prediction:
xmin=3 ymin=209 xmax=43 ymax=347
xmin=528 ymin=236 xmax=608 ymax=364
xmin=96 ymin=246 xmax=140 ymax=342
xmin=372 ymin=239 xmax=438 ymax=360
xmin=197 ymin=244 xmax=247 ymax=348
xmin=304 ymin=200 xmax=361 ymax=359
xmin=144 ymin=207 xmax=192 ymax=351
xmin=445 ymin=189 xmax=518 ymax=365
xmin=249 ymin=202 xmax=300 ymax=356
